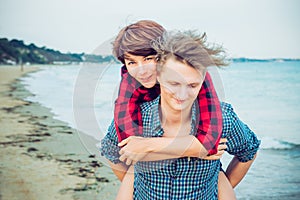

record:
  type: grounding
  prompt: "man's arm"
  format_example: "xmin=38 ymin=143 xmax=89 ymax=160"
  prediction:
xmin=222 ymin=103 xmax=260 ymax=188
xmin=100 ymin=119 xmax=130 ymax=180
xmin=225 ymin=153 xmax=257 ymax=188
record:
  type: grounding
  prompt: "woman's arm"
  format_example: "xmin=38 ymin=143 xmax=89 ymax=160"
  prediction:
xmin=118 ymin=135 xmax=207 ymax=165
xmin=118 ymin=136 xmax=227 ymax=164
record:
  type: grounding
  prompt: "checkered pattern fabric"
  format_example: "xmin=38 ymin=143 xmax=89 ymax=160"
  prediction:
xmin=114 ymin=66 xmax=222 ymax=154
xmin=100 ymin=98 xmax=260 ymax=199
xmin=114 ymin=65 xmax=160 ymax=142
xmin=134 ymin=157 xmax=219 ymax=200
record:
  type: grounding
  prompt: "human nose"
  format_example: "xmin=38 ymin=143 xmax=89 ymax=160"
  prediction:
xmin=137 ymin=62 xmax=147 ymax=75
xmin=175 ymin=86 xmax=189 ymax=100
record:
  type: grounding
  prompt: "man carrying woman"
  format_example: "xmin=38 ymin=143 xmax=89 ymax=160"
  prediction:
xmin=100 ymin=20 xmax=260 ymax=199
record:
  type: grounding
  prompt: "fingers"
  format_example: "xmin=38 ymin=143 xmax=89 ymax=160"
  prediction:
xmin=212 ymin=149 xmax=225 ymax=158
xmin=119 ymin=146 xmax=137 ymax=165
xmin=218 ymin=143 xmax=227 ymax=151
xmin=204 ymin=152 xmax=223 ymax=160
xmin=219 ymin=138 xmax=227 ymax=143
xmin=118 ymin=137 xmax=130 ymax=147
xmin=125 ymin=158 xmax=132 ymax=166
xmin=119 ymin=152 xmax=126 ymax=162
xmin=204 ymin=155 xmax=218 ymax=160
xmin=206 ymin=149 xmax=225 ymax=160
xmin=218 ymin=138 xmax=227 ymax=151
xmin=215 ymin=149 xmax=225 ymax=156
xmin=119 ymin=153 xmax=133 ymax=165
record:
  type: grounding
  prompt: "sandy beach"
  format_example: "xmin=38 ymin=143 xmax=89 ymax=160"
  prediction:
xmin=1 ymin=64 xmax=299 ymax=200
xmin=0 ymin=66 xmax=119 ymax=200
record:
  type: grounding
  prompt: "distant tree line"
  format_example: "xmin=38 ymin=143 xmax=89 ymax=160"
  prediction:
xmin=231 ymin=57 xmax=300 ymax=62
xmin=0 ymin=38 xmax=118 ymax=65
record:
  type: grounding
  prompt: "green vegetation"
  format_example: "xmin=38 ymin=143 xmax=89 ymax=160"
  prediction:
xmin=0 ymin=38 xmax=117 ymax=65
xmin=2 ymin=38 xmax=297 ymax=65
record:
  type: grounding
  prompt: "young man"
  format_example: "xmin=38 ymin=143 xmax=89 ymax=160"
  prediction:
xmin=101 ymin=20 xmax=235 ymax=199
xmin=101 ymin=31 xmax=260 ymax=199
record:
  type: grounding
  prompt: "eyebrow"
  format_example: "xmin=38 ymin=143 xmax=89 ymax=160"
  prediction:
xmin=189 ymin=82 xmax=201 ymax=86
xmin=124 ymin=58 xmax=135 ymax=62
xmin=124 ymin=55 xmax=133 ymax=60
xmin=167 ymin=80 xmax=201 ymax=84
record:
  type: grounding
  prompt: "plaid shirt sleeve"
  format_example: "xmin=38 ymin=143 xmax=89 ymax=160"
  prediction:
xmin=195 ymin=72 xmax=223 ymax=155
xmin=114 ymin=67 xmax=143 ymax=142
xmin=221 ymin=102 xmax=261 ymax=162
xmin=100 ymin=120 xmax=122 ymax=164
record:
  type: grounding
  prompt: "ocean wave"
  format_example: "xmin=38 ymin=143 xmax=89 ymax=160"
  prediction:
xmin=260 ymin=136 xmax=300 ymax=150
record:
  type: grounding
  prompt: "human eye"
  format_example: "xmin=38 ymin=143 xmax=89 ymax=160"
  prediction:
xmin=169 ymin=82 xmax=180 ymax=86
xmin=188 ymin=83 xmax=198 ymax=88
xmin=144 ymin=56 xmax=155 ymax=62
xmin=126 ymin=61 xmax=136 ymax=66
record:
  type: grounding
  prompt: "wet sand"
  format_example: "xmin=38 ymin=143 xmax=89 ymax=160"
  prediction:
xmin=0 ymin=66 xmax=119 ymax=200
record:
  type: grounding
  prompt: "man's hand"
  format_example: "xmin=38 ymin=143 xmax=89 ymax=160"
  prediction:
xmin=118 ymin=136 xmax=151 ymax=165
xmin=203 ymin=138 xmax=227 ymax=160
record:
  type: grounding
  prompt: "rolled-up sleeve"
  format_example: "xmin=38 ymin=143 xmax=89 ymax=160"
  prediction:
xmin=100 ymin=120 xmax=122 ymax=164
xmin=221 ymin=103 xmax=261 ymax=162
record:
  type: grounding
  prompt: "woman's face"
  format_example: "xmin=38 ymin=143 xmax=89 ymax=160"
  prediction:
xmin=124 ymin=53 xmax=157 ymax=88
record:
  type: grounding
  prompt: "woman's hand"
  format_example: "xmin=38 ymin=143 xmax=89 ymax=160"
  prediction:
xmin=203 ymin=138 xmax=227 ymax=160
xmin=118 ymin=136 xmax=151 ymax=165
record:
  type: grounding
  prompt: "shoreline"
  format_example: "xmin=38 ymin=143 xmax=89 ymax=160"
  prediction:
xmin=0 ymin=66 xmax=118 ymax=200
xmin=1 ymin=65 xmax=299 ymax=199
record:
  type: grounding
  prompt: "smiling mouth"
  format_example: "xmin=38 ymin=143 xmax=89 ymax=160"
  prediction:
xmin=174 ymin=98 xmax=185 ymax=104
xmin=140 ymin=75 xmax=153 ymax=82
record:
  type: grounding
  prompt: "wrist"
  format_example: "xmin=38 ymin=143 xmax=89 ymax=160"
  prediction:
xmin=145 ymin=137 xmax=156 ymax=153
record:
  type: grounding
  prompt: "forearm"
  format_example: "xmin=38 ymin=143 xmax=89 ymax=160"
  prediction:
xmin=141 ymin=152 xmax=183 ymax=161
xmin=225 ymin=153 xmax=257 ymax=188
xmin=141 ymin=138 xmax=226 ymax=161
xmin=146 ymin=135 xmax=208 ymax=159
xmin=108 ymin=160 xmax=129 ymax=181
xmin=116 ymin=165 xmax=134 ymax=200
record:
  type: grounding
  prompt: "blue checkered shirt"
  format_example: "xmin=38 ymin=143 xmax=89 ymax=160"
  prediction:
xmin=101 ymin=97 xmax=260 ymax=199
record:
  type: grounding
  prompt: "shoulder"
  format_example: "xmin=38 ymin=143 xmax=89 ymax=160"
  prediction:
xmin=220 ymin=102 xmax=234 ymax=114
xmin=220 ymin=102 xmax=242 ymax=120
xmin=220 ymin=102 xmax=261 ymax=161
xmin=141 ymin=96 xmax=160 ymax=114
xmin=220 ymin=102 xmax=244 ymax=135
xmin=220 ymin=102 xmax=237 ymax=125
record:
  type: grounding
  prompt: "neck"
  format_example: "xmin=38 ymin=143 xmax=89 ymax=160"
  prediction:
xmin=160 ymin=99 xmax=192 ymax=126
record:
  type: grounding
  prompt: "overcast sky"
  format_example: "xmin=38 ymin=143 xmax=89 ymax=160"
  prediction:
xmin=1 ymin=0 xmax=299 ymax=58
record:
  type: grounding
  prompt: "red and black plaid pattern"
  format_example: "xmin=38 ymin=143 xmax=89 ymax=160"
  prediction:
xmin=114 ymin=66 xmax=160 ymax=142
xmin=114 ymin=66 xmax=222 ymax=155
xmin=196 ymin=72 xmax=223 ymax=154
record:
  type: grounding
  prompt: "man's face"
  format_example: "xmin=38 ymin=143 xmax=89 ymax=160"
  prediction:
xmin=157 ymin=58 xmax=205 ymax=112
xmin=124 ymin=53 xmax=157 ymax=88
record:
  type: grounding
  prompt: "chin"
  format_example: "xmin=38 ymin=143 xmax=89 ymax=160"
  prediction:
xmin=170 ymin=102 xmax=185 ymax=111
xmin=170 ymin=100 xmax=191 ymax=111
xmin=142 ymin=81 xmax=156 ymax=88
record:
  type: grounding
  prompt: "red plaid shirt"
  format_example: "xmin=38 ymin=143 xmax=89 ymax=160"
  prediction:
xmin=114 ymin=66 xmax=222 ymax=154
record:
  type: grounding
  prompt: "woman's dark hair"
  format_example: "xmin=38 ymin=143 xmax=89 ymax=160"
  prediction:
xmin=113 ymin=20 xmax=166 ymax=64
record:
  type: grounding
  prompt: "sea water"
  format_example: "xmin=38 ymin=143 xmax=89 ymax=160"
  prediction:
xmin=21 ymin=61 xmax=300 ymax=199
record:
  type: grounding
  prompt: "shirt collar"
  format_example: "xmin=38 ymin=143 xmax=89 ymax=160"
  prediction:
xmin=150 ymin=96 xmax=198 ymax=136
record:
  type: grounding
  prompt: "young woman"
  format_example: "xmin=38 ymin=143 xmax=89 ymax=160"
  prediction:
xmin=101 ymin=20 xmax=235 ymax=199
